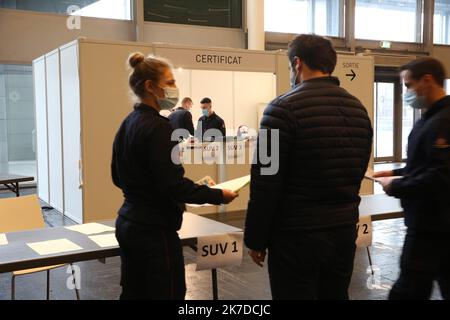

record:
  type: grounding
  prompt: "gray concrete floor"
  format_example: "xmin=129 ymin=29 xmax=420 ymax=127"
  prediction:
xmin=0 ymin=181 xmax=443 ymax=300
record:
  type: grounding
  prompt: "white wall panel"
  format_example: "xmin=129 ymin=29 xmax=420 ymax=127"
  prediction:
xmin=45 ymin=51 xmax=64 ymax=212
xmin=33 ymin=57 xmax=49 ymax=203
xmin=233 ymin=72 xmax=276 ymax=132
xmin=60 ymin=43 xmax=83 ymax=223
xmin=191 ymin=70 xmax=234 ymax=134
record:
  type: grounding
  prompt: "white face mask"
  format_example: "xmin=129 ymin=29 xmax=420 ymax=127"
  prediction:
xmin=403 ymin=90 xmax=427 ymax=109
xmin=157 ymin=86 xmax=179 ymax=110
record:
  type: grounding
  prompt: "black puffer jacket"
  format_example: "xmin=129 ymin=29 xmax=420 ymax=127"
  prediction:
xmin=244 ymin=77 xmax=373 ymax=251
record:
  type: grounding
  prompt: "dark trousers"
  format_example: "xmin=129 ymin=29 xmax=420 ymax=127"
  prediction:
xmin=389 ymin=230 xmax=450 ymax=300
xmin=268 ymin=225 xmax=357 ymax=300
xmin=115 ymin=215 xmax=186 ymax=300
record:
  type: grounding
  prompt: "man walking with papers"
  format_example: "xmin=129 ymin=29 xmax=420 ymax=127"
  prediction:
xmin=244 ymin=34 xmax=373 ymax=300
xmin=374 ymin=58 xmax=450 ymax=300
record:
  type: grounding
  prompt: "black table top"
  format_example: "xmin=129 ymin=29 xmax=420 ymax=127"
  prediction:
xmin=0 ymin=174 xmax=34 ymax=184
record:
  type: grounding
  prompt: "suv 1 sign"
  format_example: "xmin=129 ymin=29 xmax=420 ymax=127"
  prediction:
xmin=196 ymin=233 xmax=243 ymax=271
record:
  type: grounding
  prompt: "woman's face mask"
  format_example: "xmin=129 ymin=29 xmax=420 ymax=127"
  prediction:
xmin=157 ymin=86 xmax=179 ymax=110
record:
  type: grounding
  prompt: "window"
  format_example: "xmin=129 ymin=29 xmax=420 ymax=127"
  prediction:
xmin=446 ymin=79 xmax=450 ymax=94
xmin=144 ymin=0 xmax=242 ymax=28
xmin=0 ymin=0 xmax=132 ymax=20
xmin=0 ymin=64 xmax=36 ymax=177
xmin=374 ymin=82 xmax=395 ymax=159
xmin=355 ymin=0 xmax=422 ymax=42
xmin=434 ymin=0 xmax=450 ymax=45
xmin=264 ymin=0 xmax=343 ymax=37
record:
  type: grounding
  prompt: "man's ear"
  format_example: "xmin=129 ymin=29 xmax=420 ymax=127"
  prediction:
xmin=292 ymin=56 xmax=303 ymax=73
xmin=422 ymin=74 xmax=435 ymax=86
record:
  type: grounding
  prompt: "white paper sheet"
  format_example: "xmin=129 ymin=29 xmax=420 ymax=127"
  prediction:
xmin=364 ymin=168 xmax=376 ymax=181
xmin=186 ymin=203 xmax=214 ymax=208
xmin=365 ymin=168 xmax=403 ymax=183
xmin=65 ymin=223 xmax=115 ymax=235
xmin=88 ymin=234 xmax=118 ymax=248
xmin=187 ymin=175 xmax=251 ymax=208
xmin=0 ymin=234 xmax=8 ymax=246
xmin=27 ymin=239 xmax=83 ymax=256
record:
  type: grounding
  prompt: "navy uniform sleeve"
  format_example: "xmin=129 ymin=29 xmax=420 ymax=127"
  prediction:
xmin=392 ymin=168 xmax=405 ymax=176
xmin=244 ymin=101 xmax=296 ymax=251
xmin=148 ymin=122 xmax=223 ymax=204
xmin=111 ymin=144 xmax=121 ymax=188
xmin=389 ymin=118 xmax=450 ymax=198
xmin=184 ymin=112 xmax=195 ymax=136
xmin=111 ymin=124 xmax=124 ymax=189
xmin=220 ymin=118 xmax=226 ymax=137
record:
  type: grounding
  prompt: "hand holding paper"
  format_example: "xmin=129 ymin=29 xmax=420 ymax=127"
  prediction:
xmin=196 ymin=176 xmax=216 ymax=187
xmin=374 ymin=176 xmax=403 ymax=195
xmin=188 ymin=175 xmax=249 ymax=207
xmin=221 ymin=189 xmax=239 ymax=204
xmin=210 ymin=175 xmax=250 ymax=193
xmin=372 ymin=170 xmax=395 ymax=178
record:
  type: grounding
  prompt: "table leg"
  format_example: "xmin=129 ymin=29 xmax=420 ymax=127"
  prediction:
xmin=211 ymin=268 xmax=218 ymax=300
xmin=15 ymin=182 xmax=19 ymax=197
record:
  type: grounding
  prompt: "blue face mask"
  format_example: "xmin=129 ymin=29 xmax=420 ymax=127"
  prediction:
xmin=290 ymin=70 xmax=298 ymax=88
xmin=157 ymin=86 xmax=179 ymax=110
xmin=403 ymin=90 xmax=427 ymax=109
xmin=202 ymin=109 xmax=209 ymax=117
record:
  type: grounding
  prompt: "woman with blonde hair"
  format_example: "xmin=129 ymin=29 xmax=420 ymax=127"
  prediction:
xmin=112 ymin=53 xmax=238 ymax=300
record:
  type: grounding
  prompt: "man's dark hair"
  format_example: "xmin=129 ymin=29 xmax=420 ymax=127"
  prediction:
xmin=400 ymin=57 xmax=446 ymax=87
xmin=200 ymin=97 xmax=212 ymax=104
xmin=287 ymin=34 xmax=337 ymax=74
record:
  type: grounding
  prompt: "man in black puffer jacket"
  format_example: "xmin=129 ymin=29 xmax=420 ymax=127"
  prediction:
xmin=244 ymin=34 xmax=373 ymax=300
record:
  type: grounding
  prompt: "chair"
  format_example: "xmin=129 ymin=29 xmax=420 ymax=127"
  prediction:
xmin=0 ymin=194 xmax=80 ymax=300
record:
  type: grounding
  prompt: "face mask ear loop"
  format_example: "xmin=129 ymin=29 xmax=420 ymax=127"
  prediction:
xmin=291 ymin=57 xmax=300 ymax=88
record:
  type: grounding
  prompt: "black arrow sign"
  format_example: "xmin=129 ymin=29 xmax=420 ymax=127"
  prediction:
xmin=346 ymin=69 xmax=356 ymax=81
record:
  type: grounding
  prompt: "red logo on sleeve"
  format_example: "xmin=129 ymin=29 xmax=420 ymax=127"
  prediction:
xmin=434 ymin=137 xmax=450 ymax=148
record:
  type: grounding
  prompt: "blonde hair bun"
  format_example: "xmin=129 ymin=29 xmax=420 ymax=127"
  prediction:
xmin=128 ymin=52 xmax=145 ymax=68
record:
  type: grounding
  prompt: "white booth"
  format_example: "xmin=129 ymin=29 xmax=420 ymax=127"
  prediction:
xmin=33 ymin=38 xmax=374 ymax=223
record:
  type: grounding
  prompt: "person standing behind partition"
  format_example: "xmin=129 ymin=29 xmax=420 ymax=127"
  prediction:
xmin=112 ymin=53 xmax=238 ymax=300
xmin=244 ymin=34 xmax=373 ymax=300
xmin=375 ymin=57 xmax=450 ymax=300
xmin=196 ymin=97 xmax=226 ymax=141
xmin=168 ymin=97 xmax=195 ymax=139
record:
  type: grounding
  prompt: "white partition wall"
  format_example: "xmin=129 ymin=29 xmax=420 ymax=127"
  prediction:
xmin=234 ymin=72 xmax=276 ymax=131
xmin=60 ymin=43 xmax=83 ymax=223
xmin=173 ymin=68 xmax=191 ymax=105
xmin=45 ymin=50 xmax=64 ymax=213
xmin=191 ymin=70 xmax=234 ymax=132
xmin=33 ymin=57 xmax=49 ymax=204
xmin=78 ymin=41 xmax=154 ymax=222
